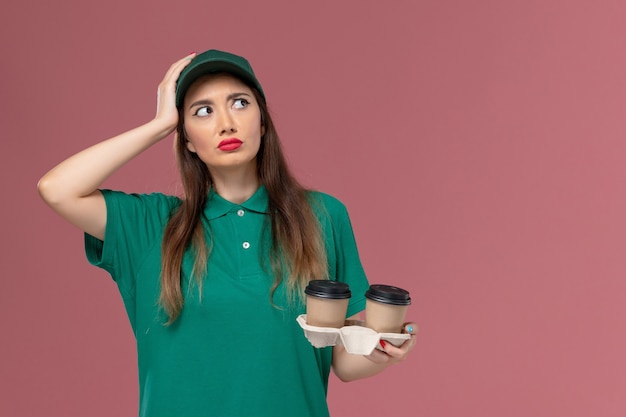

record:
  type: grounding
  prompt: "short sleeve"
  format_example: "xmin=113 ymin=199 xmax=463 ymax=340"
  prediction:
xmin=314 ymin=193 xmax=369 ymax=318
xmin=84 ymin=190 xmax=180 ymax=297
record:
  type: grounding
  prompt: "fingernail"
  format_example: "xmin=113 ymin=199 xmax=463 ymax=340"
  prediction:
xmin=379 ymin=340 xmax=387 ymax=349
xmin=407 ymin=325 xmax=414 ymax=333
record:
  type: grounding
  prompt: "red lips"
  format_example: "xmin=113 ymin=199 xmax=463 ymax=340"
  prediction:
xmin=217 ymin=138 xmax=243 ymax=151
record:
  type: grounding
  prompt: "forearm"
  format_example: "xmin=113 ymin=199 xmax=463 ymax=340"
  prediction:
xmin=332 ymin=321 xmax=418 ymax=382
xmin=38 ymin=118 xmax=173 ymax=203
xmin=332 ymin=345 xmax=390 ymax=382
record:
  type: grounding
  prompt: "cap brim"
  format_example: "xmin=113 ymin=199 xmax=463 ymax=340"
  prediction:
xmin=176 ymin=60 xmax=263 ymax=108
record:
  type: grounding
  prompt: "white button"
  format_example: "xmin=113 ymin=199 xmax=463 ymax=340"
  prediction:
xmin=242 ymin=242 xmax=250 ymax=249
xmin=237 ymin=209 xmax=245 ymax=217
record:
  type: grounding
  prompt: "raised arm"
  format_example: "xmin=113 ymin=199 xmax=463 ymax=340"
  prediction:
xmin=37 ymin=53 xmax=195 ymax=240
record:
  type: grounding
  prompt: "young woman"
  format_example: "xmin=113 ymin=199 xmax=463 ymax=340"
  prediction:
xmin=38 ymin=49 xmax=417 ymax=417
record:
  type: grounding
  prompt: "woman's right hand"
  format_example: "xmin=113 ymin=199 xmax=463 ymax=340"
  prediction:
xmin=154 ymin=52 xmax=196 ymax=134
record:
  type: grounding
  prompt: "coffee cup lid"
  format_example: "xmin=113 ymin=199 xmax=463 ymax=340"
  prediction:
xmin=365 ymin=284 xmax=411 ymax=306
xmin=305 ymin=280 xmax=352 ymax=299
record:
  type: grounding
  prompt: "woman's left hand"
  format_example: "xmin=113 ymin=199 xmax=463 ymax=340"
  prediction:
xmin=364 ymin=322 xmax=418 ymax=365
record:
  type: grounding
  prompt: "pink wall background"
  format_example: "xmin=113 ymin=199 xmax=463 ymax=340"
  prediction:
xmin=2 ymin=0 xmax=626 ymax=416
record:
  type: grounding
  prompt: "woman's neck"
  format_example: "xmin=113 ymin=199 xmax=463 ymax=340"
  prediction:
xmin=210 ymin=166 xmax=260 ymax=204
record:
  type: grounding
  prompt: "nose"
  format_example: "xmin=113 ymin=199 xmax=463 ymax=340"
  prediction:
xmin=217 ymin=110 xmax=237 ymax=135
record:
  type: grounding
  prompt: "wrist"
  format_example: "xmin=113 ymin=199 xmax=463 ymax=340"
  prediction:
xmin=146 ymin=117 xmax=178 ymax=141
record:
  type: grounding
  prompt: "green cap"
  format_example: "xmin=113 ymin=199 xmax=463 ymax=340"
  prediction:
xmin=175 ymin=49 xmax=265 ymax=108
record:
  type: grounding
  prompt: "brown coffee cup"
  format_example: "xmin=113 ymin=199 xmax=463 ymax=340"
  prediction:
xmin=305 ymin=280 xmax=351 ymax=328
xmin=364 ymin=284 xmax=411 ymax=333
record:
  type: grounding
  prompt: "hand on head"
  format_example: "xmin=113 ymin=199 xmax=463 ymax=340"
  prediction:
xmin=155 ymin=52 xmax=196 ymax=135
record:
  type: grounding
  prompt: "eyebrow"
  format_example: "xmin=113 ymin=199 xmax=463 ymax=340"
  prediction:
xmin=187 ymin=92 xmax=252 ymax=110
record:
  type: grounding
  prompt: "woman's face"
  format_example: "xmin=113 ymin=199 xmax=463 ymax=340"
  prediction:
xmin=182 ymin=74 xmax=264 ymax=174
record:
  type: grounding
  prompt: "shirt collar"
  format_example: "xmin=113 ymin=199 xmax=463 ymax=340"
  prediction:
xmin=204 ymin=185 xmax=269 ymax=220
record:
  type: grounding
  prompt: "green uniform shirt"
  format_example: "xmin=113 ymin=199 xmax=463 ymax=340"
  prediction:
xmin=85 ymin=186 xmax=369 ymax=417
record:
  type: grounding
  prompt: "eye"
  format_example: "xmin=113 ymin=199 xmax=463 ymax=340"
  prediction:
xmin=194 ymin=106 xmax=212 ymax=117
xmin=233 ymin=98 xmax=249 ymax=109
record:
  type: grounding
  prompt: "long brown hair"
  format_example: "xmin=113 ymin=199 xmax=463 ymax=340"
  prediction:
xmin=160 ymin=78 xmax=327 ymax=324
